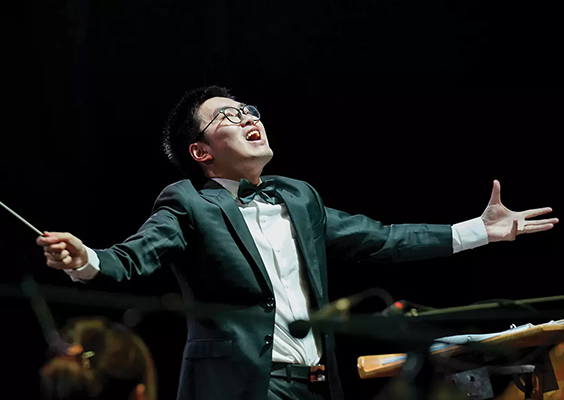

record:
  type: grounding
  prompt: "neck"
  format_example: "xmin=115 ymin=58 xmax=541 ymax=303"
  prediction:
xmin=207 ymin=171 xmax=261 ymax=186
xmin=203 ymin=157 xmax=270 ymax=186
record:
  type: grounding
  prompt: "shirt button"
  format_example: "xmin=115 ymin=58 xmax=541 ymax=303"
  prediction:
xmin=266 ymin=297 xmax=275 ymax=309
xmin=264 ymin=334 xmax=273 ymax=345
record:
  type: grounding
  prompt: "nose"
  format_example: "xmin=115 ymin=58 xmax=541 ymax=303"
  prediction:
xmin=240 ymin=112 xmax=258 ymax=126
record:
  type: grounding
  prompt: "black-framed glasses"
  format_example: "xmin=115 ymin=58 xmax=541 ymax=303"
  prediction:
xmin=197 ymin=105 xmax=260 ymax=140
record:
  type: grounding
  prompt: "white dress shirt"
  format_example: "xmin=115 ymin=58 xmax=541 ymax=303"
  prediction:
xmin=67 ymin=178 xmax=489 ymax=365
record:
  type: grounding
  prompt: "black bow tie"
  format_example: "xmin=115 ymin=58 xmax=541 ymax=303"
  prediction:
xmin=237 ymin=179 xmax=277 ymax=205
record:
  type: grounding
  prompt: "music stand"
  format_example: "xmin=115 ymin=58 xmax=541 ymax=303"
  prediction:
xmin=358 ymin=320 xmax=564 ymax=400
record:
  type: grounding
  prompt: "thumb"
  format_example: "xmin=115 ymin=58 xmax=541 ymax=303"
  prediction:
xmin=488 ymin=179 xmax=501 ymax=205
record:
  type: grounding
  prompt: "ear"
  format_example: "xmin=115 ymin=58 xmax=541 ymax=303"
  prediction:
xmin=189 ymin=142 xmax=213 ymax=163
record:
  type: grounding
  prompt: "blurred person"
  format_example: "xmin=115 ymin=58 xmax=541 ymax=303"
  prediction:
xmin=39 ymin=317 xmax=157 ymax=400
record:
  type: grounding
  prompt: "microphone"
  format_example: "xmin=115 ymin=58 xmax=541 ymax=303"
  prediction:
xmin=381 ymin=299 xmax=435 ymax=317
xmin=289 ymin=296 xmax=361 ymax=339
xmin=289 ymin=288 xmax=394 ymax=339
xmin=289 ymin=320 xmax=311 ymax=339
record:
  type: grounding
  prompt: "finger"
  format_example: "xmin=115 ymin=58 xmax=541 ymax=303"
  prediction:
xmin=37 ymin=235 xmax=63 ymax=246
xmin=46 ymin=258 xmax=74 ymax=269
xmin=524 ymin=218 xmax=559 ymax=226
xmin=509 ymin=219 xmax=520 ymax=239
xmin=41 ymin=233 xmax=83 ymax=253
xmin=45 ymin=250 xmax=70 ymax=261
xmin=517 ymin=218 xmax=525 ymax=235
xmin=51 ymin=232 xmax=82 ymax=249
xmin=523 ymin=207 xmax=554 ymax=219
xmin=43 ymin=242 xmax=67 ymax=252
xmin=521 ymin=223 xmax=555 ymax=234
xmin=46 ymin=258 xmax=62 ymax=269
xmin=61 ymin=255 xmax=73 ymax=265
xmin=43 ymin=232 xmax=78 ymax=243
xmin=488 ymin=180 xmax=501 ymax=205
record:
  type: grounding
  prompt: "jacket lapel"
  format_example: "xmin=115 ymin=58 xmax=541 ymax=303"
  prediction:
xmin=275 ymin=186 xmax=324 ymax=302
xmin=200 ymin=181 xmax=274 ymax=294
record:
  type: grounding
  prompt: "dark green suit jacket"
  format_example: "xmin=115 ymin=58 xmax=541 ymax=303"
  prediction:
xmin=93 ymin=176 xmax=453 ymax=400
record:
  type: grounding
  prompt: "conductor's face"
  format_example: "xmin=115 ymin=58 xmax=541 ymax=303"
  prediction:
xmin=191 ymin=96 xmax=273 ymax=181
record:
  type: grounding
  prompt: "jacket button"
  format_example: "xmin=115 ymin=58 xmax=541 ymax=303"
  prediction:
xmin=266 ymin=297 xmax=275 ymax=309
xmin=264 ymin=334 xmax=273 ymax=344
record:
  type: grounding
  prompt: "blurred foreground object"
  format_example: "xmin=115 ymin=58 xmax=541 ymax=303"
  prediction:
xmin=39 ymin=317 xmax=157 ymax=400
xmin=358 ymin=320 xmax=564 ymax=400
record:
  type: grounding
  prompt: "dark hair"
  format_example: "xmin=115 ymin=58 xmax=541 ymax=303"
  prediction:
xmin=162 ymin=85 xmax=234 ymax=177
xmin=39 ymin=317 xmax=157 ymax=400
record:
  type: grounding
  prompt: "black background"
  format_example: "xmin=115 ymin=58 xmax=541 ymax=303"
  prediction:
xmin=1 ymin=0 xmax=562 ymax=399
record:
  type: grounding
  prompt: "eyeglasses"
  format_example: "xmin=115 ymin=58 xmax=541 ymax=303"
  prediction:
xmin=197 ymin=105 xmax=260 ymax=140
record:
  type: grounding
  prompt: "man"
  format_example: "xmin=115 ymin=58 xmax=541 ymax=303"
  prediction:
xmin=37 ymin=86 xmax=558 ymax=400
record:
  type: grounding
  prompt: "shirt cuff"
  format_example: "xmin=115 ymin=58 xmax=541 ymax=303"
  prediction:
xmin=452 ymin=217 xmax=489 ymax=253
xmin=64 ymin=246 xmax=101 ymax=282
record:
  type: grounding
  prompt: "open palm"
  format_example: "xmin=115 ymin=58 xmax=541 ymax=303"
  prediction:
xmin=481 ymin=180 xmax=558 ymax=242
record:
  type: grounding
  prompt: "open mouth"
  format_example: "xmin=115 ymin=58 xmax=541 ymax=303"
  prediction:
xmin=245 ymin=130 xmax=262 ymax=141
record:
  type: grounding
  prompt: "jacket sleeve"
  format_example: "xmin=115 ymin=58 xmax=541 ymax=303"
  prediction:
xmin=324 ymin=207 xmax=453 ymax=263
xmin=94 ymin=181 xmax=196 ymax=281
xmin=303 ymin=182 xmax=453 ymax=263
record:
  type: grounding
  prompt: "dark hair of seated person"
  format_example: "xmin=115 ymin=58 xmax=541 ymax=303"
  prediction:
xmin=39 ymin=317 xmax=157 ymax=400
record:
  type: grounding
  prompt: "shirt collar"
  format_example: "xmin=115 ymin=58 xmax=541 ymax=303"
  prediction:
xmin=211 ymin=178 xmax=240 ymax=199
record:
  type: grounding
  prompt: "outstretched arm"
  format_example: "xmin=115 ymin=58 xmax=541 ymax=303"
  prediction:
xmin=35 ymin=181 xmax=196 ymax=282
xmin=481 ymin=180 xmax=558 ymax=242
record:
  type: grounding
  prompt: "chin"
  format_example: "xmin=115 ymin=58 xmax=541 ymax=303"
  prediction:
xmin=252 ymin=145 xmax=273 ymax=158
xmin=250 ymin=151 xmax=273 ymax=171
xmin=262 ymin=149 xmax=274 ymax=162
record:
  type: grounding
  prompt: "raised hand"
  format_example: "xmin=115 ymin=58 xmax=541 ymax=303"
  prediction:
xmin=36 ymin=232 xmax=89 ymax=270
xmin=481 ymin=180 xmax=558 ymax=242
